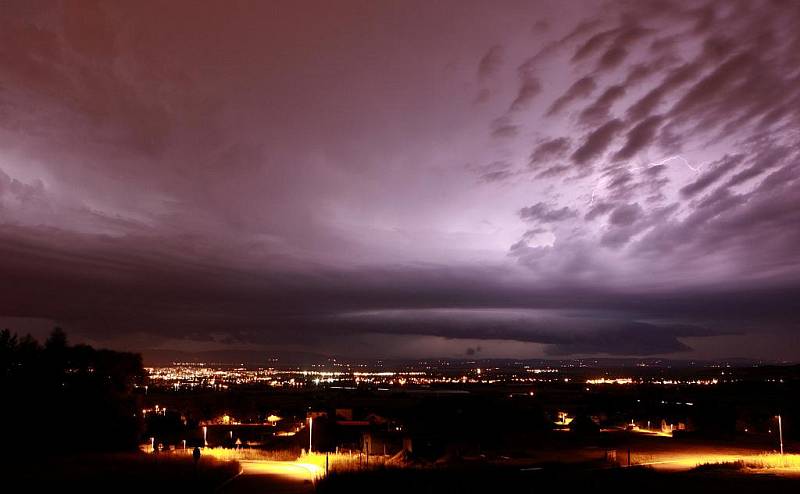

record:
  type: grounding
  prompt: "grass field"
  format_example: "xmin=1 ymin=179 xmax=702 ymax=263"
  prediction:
xmin=316 ymin=463 xmax=800 ymax=494
xmin=2 ymin=451 xmax=240 ymax=493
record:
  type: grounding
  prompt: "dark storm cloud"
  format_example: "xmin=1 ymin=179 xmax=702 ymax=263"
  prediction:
xmin=0 ymin=219 xmax=770 ymax=356
xmin=477 ymin=45 xmax=504 ymax=79
xmin=612 ymin=115 xmax=664 ymax=161
xmin=465 ymin=345 xmax=482 ymax=356
xmin=560 ymin=18 xmax=605 ymax=44
xmin=535 ymin=164 xmax=572 ymax=179
xmin=3 ymin=0 xmax=800 ymax=360
xmin=596 ymin=45 xmax=628 ymax=71
xmin=2 ymin=215 xmax=797 ymax=357
xmin=578 ymin=85 xmax=626 ymax=126
xmin=472 ymin=161 xmax=514 ymax=183
xmin=0 ymin=170 xmax=45 ymax=205
xmin=625 ymin=62 xmax=700 ymax=121
xmin=490 ymin=117 xmax=519 ymax=138
xmin=594 ymin=26 xmax=652 ymax=71
xmin=669 ymin=52 xmax=756 ymax=117
xmin=513 ymin=0 xmax=800 ymax=293
xmin=725 ymin=146 xmax=790 ymax=188
xmin=633 ymin=165 xmax=800 ymax=284
xmin=546 ymin=76 xmax=596 ymax=115
xmin=334 ymin=308 xmax=718 ymax=356
xmin=529 ymin=137 xmax=571 ymax=168
xmin=608 ymin=203 xmax=643 ymax=226
xmin=509 ymin=67 xmax=542 ymax=112
xmin=570 ymin=119 xmax=625 ymax=164
xmin=584 ymin=201 xmax=614 ymax=221
xmin=474 ymin=88 xmax=491 ymax=104
xmin=571 ymin=28 xmax=620 ymax=62
xmin=603 ymin=168 xmax=640 ymax=200
xmin=679 ymin=154 xmax=743 ymax=198
xmin=544 ymin=324 xmax=701 ymax=355
xmin=599 ymin=203 xmax=646 ymax=248
xmin=519 ymin=202 xmax=578 ymax=223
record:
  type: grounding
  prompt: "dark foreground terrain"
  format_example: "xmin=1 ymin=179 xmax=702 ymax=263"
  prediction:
xmin=0 ymin=453 xmax=239 ymax=493
xmin=317 ymin=464 xmax=800 ymax=494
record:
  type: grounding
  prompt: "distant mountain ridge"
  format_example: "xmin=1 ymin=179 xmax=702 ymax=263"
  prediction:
xmin=142 ymin=348 xmax=331 ymax=367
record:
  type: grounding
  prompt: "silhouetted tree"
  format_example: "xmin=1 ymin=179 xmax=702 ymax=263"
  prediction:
xmin=0 ymin=328 xmax=145 ymax=452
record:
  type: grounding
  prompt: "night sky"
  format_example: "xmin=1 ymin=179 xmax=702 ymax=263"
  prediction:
xmin=1 ymin=0 xmax=799 ymax=362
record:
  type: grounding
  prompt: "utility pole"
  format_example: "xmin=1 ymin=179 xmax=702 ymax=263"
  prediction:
xmin=778 ymin=415 xmax=784 ymax=456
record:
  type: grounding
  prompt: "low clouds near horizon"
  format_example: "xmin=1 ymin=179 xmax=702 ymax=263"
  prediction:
xmin=1 ymin=0 xmax=799 ymax=361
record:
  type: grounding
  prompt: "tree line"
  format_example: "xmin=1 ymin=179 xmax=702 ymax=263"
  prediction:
xmin=0 ymin=328 xmax=145 ymax=452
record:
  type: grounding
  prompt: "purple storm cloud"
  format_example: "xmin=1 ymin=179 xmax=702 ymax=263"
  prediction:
xmin=1 ymin=0 xmax=799 ymax=362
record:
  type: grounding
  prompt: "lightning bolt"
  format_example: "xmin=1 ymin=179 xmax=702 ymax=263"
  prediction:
xmin=588 ymin=155 xmax=704 ymax=206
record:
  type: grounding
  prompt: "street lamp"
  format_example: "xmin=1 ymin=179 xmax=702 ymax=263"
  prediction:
xmin=308 ymin=417 xmax=313 ymax=453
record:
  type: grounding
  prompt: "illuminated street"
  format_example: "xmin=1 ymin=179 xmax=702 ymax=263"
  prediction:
xmin=219 ymin=461 xmax=322 ymax=494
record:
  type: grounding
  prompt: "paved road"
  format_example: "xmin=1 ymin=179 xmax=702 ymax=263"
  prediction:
xmin=218 ymin=460 xmax=322 ymax=494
